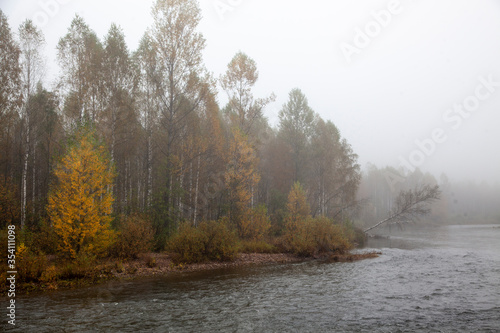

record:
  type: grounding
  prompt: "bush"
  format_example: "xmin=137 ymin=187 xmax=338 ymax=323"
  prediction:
xmin=40 ymin=265 xmax=58 ymax=283
xmin=168 ymin=223 xmax=207 ymax=264
xmin=238 ymin=239 xmax=277 ymax=253
xmin=168 ymin=219 xmax=238 ymax=264
xmin=283 ymin=214 xmax=313 ymax=256
xmin=283 ymin=216 xmax=352 ymax=256
xmin=31 ymin=220 xmax=58 ymax=255
xmin=200 ymin=219 xmax=239 ymax=261
xmin=110 ymin=214 xmax=154 ymax=259
xmin=58 ymin=254 xmax=97 ymax=280
xmin=238 ymin=205 xmax=271 ymax=241
xmin=311 ymin=217 xmax=352 ymax=254
xmin=16 ymin=244 xmax=48 ymax=283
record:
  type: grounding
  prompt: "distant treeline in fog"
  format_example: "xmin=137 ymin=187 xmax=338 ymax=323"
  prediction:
xmin=356 ymin=164 xmax=500 ymax=227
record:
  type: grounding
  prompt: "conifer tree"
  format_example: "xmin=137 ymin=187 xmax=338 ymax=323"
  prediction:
xmin=47 ymin=127 xmax=115 ymax=258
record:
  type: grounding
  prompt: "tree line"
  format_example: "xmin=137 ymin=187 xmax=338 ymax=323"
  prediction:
xmin=0 ymin=0 xmax=361 ymax=250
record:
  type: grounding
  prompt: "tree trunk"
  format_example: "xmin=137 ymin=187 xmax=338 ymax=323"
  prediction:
xmin=21 ymin=113 xmax=30 ymax=229
xmin=363 ymin=185 xmax=441 ymax=234
xmin=193 ymin=155 xmax=200 ymax=226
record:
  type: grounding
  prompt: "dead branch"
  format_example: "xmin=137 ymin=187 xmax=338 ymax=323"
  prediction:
xmin=363 ymin=184 xmax=441 ymax=233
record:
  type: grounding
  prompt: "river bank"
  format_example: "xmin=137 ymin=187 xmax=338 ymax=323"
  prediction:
xmin=14 ymin=251 xmax=381 ymax=295
xmin=10 ymin=225 xmax=500 ymax=332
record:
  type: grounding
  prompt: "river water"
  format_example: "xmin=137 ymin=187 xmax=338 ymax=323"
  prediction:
xmin=8 ymin=225 xmax=500 ymax=332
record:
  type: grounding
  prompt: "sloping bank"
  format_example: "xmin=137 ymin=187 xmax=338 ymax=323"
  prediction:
xmin=11 ymin=251 xmax=381 ymax=295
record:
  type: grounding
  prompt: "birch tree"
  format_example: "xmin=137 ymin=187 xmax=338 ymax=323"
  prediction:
xmin=134 ymin=34 xmax=158 ymax=210
xmin=19 ymin=19 xmax=45 ymax=227
xmin=103 ymin=23 xmax=138 ymax=213
xmin=0 ymin=10 xmax=21 ymax=192
xmin=149 ymin=0 xmax=209 ymax=224
xmin=57 ymin=15 xmax=103 ymax=125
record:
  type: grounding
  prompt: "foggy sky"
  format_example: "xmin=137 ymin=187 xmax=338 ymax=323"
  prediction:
xmin=2 ymin=0 xmax=500 ymax=184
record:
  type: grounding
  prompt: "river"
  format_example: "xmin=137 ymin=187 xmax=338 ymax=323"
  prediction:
xmin=8 ymin=224 xmax=500 ymax=332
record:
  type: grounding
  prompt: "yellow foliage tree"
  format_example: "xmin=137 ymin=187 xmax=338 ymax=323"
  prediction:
xmin=286 ymin=181 xmax=310 ymax=219
xmin=284 ymin=182 xmax=312 ymax=254
xmin=239 ymin=205 xmax=271 ymax=241
xmin=47 ymin=128 xmax=115 ymax=259
xmin=225 ymin=127 xmax=260 ymax=237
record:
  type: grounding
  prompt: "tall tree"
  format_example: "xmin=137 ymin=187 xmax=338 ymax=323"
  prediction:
xmin=149 ymin=0 xmax=210 ymax=225
xmin=28 ymin=84 xmax=62 ymax=220
xmin=47 ymin=126 xmax=115 ymax=258
xmin=0 ymin=10 xmax=21 ymax=187
xmin=278 ymin=88 xmax=316 ymax=185
xmin=102 ymin=23 xmax=139 ymax=213
xmin=19 ymin=19 xmax=45 ymax=228
xmin=102 ymin=23 xmax=133 ymax=163
xmin=134 ymin=33 xmax=159 ymax=210
xmin=221 ymin=52 xmax=275 ymax=137
xmin=57 ymin=15 xmax=103 ymax=125
xmin=310 ymin=119 xmax=361 ymax=218
xmin=225 ymin=127 xmax=260 ymax=234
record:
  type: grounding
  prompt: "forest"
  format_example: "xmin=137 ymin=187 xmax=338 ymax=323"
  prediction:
xmin=1 ymin=0 xmax=499 ymax=287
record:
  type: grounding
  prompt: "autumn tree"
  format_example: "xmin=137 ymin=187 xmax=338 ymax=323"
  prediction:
xmin=225 ymin=127 xmax=260 ymax=236
xmin=221 ymin=52 xmax=275 ymax=138
xmin=283 ymin=182 xmax=311 ymax=253
xmin=239 ymin=205 xmax=271 ymax=241
xmin=47 ymin=127 xmax=115 ymax=258
xmin=286 ymin=182 xmax=310 ymax=220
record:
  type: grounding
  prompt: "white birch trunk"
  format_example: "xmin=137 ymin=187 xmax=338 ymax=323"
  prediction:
xmin=193 ymin=155 xmax=200 ymax=226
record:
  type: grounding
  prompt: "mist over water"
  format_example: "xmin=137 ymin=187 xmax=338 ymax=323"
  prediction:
xmin=11 ymin=224 xmax=500 ymax=332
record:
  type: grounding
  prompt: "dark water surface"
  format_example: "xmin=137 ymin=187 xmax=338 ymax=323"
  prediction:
xmin=8 ymin=225 xmax=500 ymax=332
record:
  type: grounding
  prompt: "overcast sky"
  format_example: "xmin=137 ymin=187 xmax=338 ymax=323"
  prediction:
xmin=2 ymin=0 xmax=500 ymax=184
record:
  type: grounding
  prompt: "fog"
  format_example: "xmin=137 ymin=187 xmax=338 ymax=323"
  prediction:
xmin=3 ymin=0 xmax=500 ymax=183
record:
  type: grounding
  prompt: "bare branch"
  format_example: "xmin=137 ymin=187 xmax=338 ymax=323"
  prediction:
xmin=364 ymin=184 xmax=441 ymax=233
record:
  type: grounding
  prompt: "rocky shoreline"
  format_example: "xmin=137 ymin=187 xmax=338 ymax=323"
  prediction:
xmin=16 ymin=251 xmax=381 ymax=294
xmin=114 ymin=251 xmax=382 ymax=279
xmin=113 ymin=253 xmax=307 ymax=279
